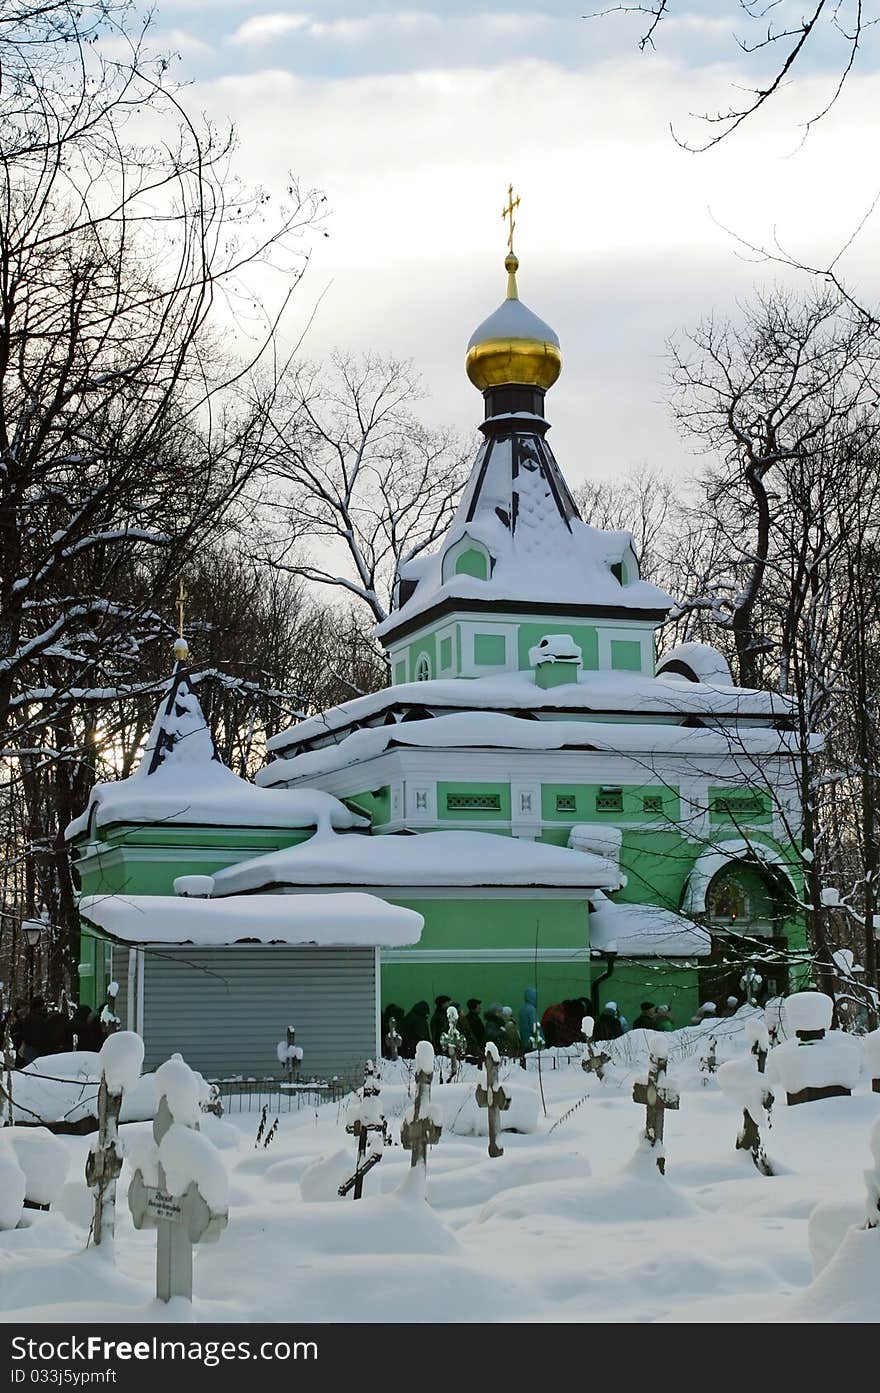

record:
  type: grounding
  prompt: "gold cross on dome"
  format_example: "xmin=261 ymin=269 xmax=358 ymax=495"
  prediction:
xmin=501 ymin=183 xmax=520 ymax=254
xmin=176 ymin=576 xmax=188 ymax=638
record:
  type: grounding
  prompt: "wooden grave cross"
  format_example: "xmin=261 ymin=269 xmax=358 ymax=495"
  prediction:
xmin=85 ymin=1076 xmax=124 ymax=1245
xmin=339 ymin=1063 xmax=388 ymax=1200
xmin=400 ymin=1066 xmax=442 ymax=1171
xmin=128 ymin=1096 xmax=228 ymax=1303
xmin=580 ymin=1016 xmax=611 ymax=1083
xmin=475 ymin=1045 xmax=511 ymax=1158
xmin=632 ymin=1050 xmax=679 ymax=1175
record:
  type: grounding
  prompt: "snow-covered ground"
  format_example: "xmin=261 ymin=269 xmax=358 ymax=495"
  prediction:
xmin=1 ymin=1017 xmax=878 ymax=1325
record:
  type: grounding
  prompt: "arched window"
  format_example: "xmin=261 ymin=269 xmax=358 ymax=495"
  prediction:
xmin=414 ymin=653 xmax=432 ymax=682
xmin=441 ymin=533 xmax=492 ymax=583
xmin=708 ymin=874 xmax=748 ymax=923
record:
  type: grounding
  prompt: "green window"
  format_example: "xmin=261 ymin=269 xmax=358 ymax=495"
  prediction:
xmin=610 ymin=639 xmax=642 ymax=672
xmin=596 ymin=787 xmax=623 ymax=813
xmin=610 ymin=562 xmax=625 ymax=585
xmin=440 ymin=636 xmax=453 ymax=670
xmin=556 ymin=794 xmax=576 ymax=812
xmin=643 ymin=794 xmax=664 ymax=814
xmin=473 ymin=633 xmax=506 ymax=666
xmin=711 ymin=790 xmax=769 ymax=821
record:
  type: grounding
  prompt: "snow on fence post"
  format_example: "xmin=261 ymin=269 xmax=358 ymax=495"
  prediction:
xmin=631 ymin=1035 xmax=679 ymax=1176
xmin=86 ymin=1030 xmax=144 ymax=1248
xmin=580 ymin=1016 xmax=610 ymax=1083
xmin=339 ymin=1061 xmax=388 ymax=1199
xmin=128 ymin=1054 xmax=228 ymax=1303
xmin=400 ymin=1042 xmax=441 ymax=1186
xmin=476 ymin=1042 xmax=511 ymax=1158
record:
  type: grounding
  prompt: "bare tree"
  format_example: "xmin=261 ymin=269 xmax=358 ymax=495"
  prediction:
xmin=263 ymin=353 xmax=469 ymax=624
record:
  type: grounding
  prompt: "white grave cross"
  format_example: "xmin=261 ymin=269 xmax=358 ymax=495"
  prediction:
xmin=128 ymin=1072 xmax=228 ymax=1302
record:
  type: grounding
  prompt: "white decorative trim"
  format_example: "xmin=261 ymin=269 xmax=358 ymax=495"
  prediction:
xmin=436 ymin=623 xmax=458 ymax=676
xmin=597 ymin=625 xmax=651 ymax=675
xmin=405 ymin=782 xmax=437 ymax=822
xmin=381 ymin=947 xmax=590 ymax=964
xmin=459 ymin=621 xmax=515 ymax=677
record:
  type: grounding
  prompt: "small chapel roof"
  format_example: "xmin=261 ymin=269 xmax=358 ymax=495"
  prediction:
xmin=79 ymin=890 xmax=422 ymax=948
xmin=66 ymin=652 xmax=365 ymax=841
xmin=207 ymin=827 xmax=622 ymax=895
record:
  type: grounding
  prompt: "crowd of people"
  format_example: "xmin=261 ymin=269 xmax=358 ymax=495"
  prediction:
xmin=1 ymin=996 xmax=110 ymax=1067
xmin=382 ymin=991 xmax=749 ymax=1060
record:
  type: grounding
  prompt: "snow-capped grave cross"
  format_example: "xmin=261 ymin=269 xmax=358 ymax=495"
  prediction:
xmin=339 ymin=1061 xmax=388 ymax=1200
xmin=384 ymin=1016 xmax=402 ymax=1062
xmin=440 ymin=1005 xmax=466 ymax=1080
xmin=128 ymin=1056 xmax=228 ymax=1303
xmin=699 ymin=1036 xmax=718 ymax=1084
xmin=632 ymin=1037 xmax=679 ymax=1176
xmin=400 ymin=1042 xmax=442 ymax=1175
xmin=476 ymin=1042 xmax=511 ymax=1158
xmin=276 ymin=1026 xmax=303 ymax=1083
xmin=86 ymin=1031 xmax=144 ymax=1247
xmin=769 ymin=991 xmax=859 ymax=1107
xmin=580 ymin=1016 xmax=611 ymax=1083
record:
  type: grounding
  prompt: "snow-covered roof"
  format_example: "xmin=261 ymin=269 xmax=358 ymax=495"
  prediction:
xmin=67 ymin=667 xmax=364 ymax=840
xmin=260 ymin=710 xmax=809 ymax=788
xmin=79 ymin=891 xmax=423 ymax=948
xmin=681 ymin=839 xmax=799 ymax=915
xmin=208 ymin=828 xmax=621 ymax=895
xmin=266 ymin=668 xmax=794 ymax=758
xmin=656 ymin=642 xmax=734 ymax=687
xmin=375 ymin=428 xmax=673 ymax=641
xmin=588 ymin=895 xmax=711 ymax=958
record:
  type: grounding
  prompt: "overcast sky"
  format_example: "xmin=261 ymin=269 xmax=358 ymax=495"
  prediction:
xmin=150 ymin=2 xmax=880 ymax=487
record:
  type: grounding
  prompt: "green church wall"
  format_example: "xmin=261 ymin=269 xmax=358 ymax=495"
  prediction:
xmin=473 ymin=633 xmax=506 ymax=666
xmin=539 ymin=785 xmax=681 ymax=826
xmin=407 ymin=631 xmax=437 ymax=682
xmin=595 ymin=963 xmax=700 ymax=1027
xmin=379 ymin=894 xmax=591 ymax=1016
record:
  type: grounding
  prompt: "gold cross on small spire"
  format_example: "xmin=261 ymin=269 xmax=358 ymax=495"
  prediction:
xmin=176 ymin=575 xmax=188 ymax=638
xmin=501 ymin=183 xmax=520 ymax=255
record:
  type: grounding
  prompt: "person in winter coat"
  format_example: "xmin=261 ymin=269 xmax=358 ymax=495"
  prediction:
xmin=19 ymin=997 xmax=54 ymax=1065
xmin=461 ymin=998 xmax=486 ymax=1059
xmin=400 ymin=1001 xmax=431 ymax=1058
xmin=632 ymin=1002 xmax=657 ymax=1030
xmin=499 ymin=1007 xmax=522 ymax=1057
xmin=65 ymin=1003 xmax=105 ymax=1053
xmin=592 ymin=1001 xmax=624 ymax=1041
xmin=483 ymin=1003 xmax=507 ymax=1050
xmin=519 ymin=987 xmax=539 ymax=1049
xmin=540 ymin=1000 xmax=567 ymax=1047
xmin=653 ymin=1004 xmax=675 ymax=1031
xmin=429 ymin=995 xmax=453 ymax=1050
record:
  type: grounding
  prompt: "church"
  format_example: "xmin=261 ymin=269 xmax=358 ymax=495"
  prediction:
xmin=67 ymin=223 xmax=807 ymax=1077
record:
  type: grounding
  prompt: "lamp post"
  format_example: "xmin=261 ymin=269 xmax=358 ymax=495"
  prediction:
xmin=23 ymin=917 xmax=44 ymax=999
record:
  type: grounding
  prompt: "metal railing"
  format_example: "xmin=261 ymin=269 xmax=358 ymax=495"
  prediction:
xmin=208 ymin=1075 xmax=349 ymax=1114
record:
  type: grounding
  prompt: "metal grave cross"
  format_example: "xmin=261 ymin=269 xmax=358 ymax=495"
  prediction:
xmin=400 ymin=1066 xmax=442 ymax=1172
xmin=580 ymin=1017 xmax=611 ymax=1083
xmin=384 ymin=1016 xmax=402 ymax=1061
xmin=85 ymin=1077 xmax=124 ymax=1245
xmin=475 ymin=1045 xmax=511 ymax=1158
xmin=632 ymin=1049 xmax=680 ymax=1176
xmin=339 ymin=1062 xmax=388 ymax=1200
xmin=128 ymin=1096 xmax=228 ymax=1303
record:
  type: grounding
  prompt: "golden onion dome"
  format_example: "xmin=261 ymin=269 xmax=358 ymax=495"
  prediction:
xmin=466 ymin=252 xmax=562 ymax=392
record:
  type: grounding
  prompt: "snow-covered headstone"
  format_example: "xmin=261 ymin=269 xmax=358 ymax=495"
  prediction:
xmin=632 ymin=1035 xmax=679 ymax=1176
xmin=339 ymin=1061 xmax=388 ymax=1199
xmin=439 ymin=1005 xmax=467 ymax=1080
xmin=400 ymin=1041 xmax=441 ymax=1181
xmin=85 ymin=1030 xmax=144 ymax=1247
xmin=128 ymin=1054 xmax=228 ymax=1303
xmin=718 ymin=1017 xmax=774 ymax=1176
xmin=476 ymin=1042 xmax=511 ymax=1158
xmin=580 ymin=1015 xmax=611 ymax=1082
xmin=767 ymin=991 xmax=862 ymax=1106
xmin=863 ymin=1030 xmax=880 ymax=1095
xmin=276 ymin=1025 xmax=303 ymax=1084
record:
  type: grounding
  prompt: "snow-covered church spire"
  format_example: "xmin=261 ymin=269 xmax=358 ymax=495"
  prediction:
xmin=143 ymin=585 xmax=219 ymax=777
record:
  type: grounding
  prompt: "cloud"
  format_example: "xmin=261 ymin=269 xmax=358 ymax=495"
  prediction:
xmin=232 ymin=12 xmax=311 ymax=45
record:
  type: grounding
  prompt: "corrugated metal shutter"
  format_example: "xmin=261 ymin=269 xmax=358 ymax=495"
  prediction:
xmin=113 ymin=945 xmax=376 ymax=1081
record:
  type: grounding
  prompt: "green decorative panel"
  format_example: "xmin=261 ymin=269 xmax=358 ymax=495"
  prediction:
xmin=709 ymin=786 xmax=772 ymax=825
xmin=611 ymin=639 xmax=642 ymax=672
xmin=454 ymin=547 xmax=489 ymax=580
xmin=438 ymin=782 xmax=511 ymax=820
xmin=440 ymin=636 xmax=453 ymax=671
xmin=473 ymin=633 xmax=506 ymax=666
xmin=517 ymin=622 xmax=598 ymax=672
